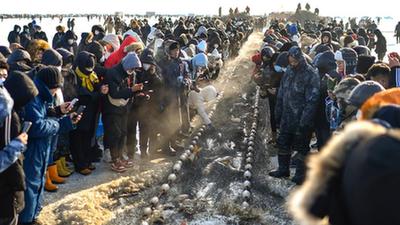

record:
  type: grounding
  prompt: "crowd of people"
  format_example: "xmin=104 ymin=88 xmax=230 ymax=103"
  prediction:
xmin=252 ymin=17 xmax=400 ymax=225
xmin=0 ymin=13 xmax=265 ymax=225
xmin=2 ymin=9 xmax=400 ymax=225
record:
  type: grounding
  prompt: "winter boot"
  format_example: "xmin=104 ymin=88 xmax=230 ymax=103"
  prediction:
xmin=292 ymin=158 xmax=306 ymax=185
xmin=56 ymin=159 xmax=72 ymax=177
xmin=78 ymin=168 xmax=92 ymax=175
xmin=48 ymin=164 xmax=65 ymax=184
xmin=44 ymin=172 xmax=58 ymax=192
xmin=60 ymin=156 xmax=73 ymax=173
xmin=269 ymin=154 xmax=291 ymax=178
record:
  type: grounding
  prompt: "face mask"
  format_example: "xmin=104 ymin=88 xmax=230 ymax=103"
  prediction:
xmin=126 ymin=69 xmax=135 ymax=75
xmin=85 ymin=68 xmax=94 ymax=73
xmin=274 ymin=65 xmax=283 ymax=72
xmin=143 ymin=64 xmax=151 ymax=71
xmin=100 ymin=55 xmax=106 ymax=63
xmin=0 ymin=78 xmax=5 ymax=85
xmin=105 ymin=51 xmax=111 ymax=59
xmin=356 ymin=109 xmax=362 ymax=120
xmin=68 ymin=39 xmax=74 ymax=45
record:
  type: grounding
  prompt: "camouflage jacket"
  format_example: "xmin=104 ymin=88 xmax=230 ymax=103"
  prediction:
xmin=275 ymin=48 xmax=320 ymax=133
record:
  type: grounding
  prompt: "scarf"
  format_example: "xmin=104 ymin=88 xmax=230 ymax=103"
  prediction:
xmin=75 ymin=67 xmax=99 ymax=92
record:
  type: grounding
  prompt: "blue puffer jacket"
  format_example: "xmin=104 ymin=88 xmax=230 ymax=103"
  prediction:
xmin=19 ymin=78 xmax=74 ymax=223
xmin=275 ymin=46 xmax=320 ymax=133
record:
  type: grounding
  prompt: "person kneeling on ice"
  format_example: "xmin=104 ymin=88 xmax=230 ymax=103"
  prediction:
xmin=188 ymin=74 xmax=218 ymax=133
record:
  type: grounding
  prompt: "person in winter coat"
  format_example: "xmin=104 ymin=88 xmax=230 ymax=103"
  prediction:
xmin=173 ymin=21 xmax=187 ymax=38
xmin=270 ymin=46 xmax=320 ymax=185
xmin=91 ymin=25 xmax=106 ymax=41
xmin=7 ymin=49 xmax=32 ymax=73
xmin=77 ymin=32 xmax=94 ymax=54
xmin=159 ymin=41 xmax=190 ymax=155
xmin=0 ymin=82 xmax=33 ymax=225
xmin=19 ymin=67 xmax=80 ymax=224
xmin=289 ymin=121 xmax=400 ymax=225
xmin=8 ymin=25 xmax=21 ymax=45
xmin=58 ymin=30 xmax=78 ymax=56
xmin=102 ymin=34 xmax=120 ymax=56
xmin=187 ymin=78 xmax=218 ymax=130
xmin=69 ymin=51 xmax=107 ymax=175
xmin=52 ymin=25 xmax=65 ymax=49
xmin=366 ymin=63 xmax=391 ymax=89
xmin=334 ymin=48 xmax=358 ymax=77
xmin=374 ymin=29 xmax=387 ymax=61
xmin=127 ymin=49 xmax=164 ymax=158
xmin=313 ymin=50 xmax=341 ymax=148
xmin=103 ymin=52 xmax=142 ymax=172
xmin=253 ymin=47 xmax=285 ymax=144
xmin=20 ymin=26 xmax=32 ymax=49
xmin=141 ymin=19 xmax=151 ymax=43
xmin=33 ymin=25 xmax=48 ymax=42
xmin=40 ymin=49 xmax=71 ymax=191
xmin=86 ymin=41 xmax=107 ymax=78
xmin=330 ymin=78 xmax=360 ymax=130
xmin=359 ymin=88 xmax=400 ymax=120
xmin=310 ymin=31 xmax=340 ymax=57
xmin=26 ymin=39 xmax=50 ymax=67
xmin=395 ymin=21 xmax=400 ymax=44
xmin=104 ymin=36 xmax=137 ymax=69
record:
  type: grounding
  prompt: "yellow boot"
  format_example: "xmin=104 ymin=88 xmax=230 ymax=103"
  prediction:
xmin=60 ymin=156 xmax=73 ymax=173
xmin=48 ymin=164 xmax=65 ymax=184
xmin=56 ymin=159 xmax=72 ymax=177
xmin=44 ymin=171 xmax=58 ymax=192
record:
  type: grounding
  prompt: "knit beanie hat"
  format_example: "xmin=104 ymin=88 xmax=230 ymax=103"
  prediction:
xmin=346 ymin=81 xmax=385 ymax=108
xmin=75 ymin=51 xmax=96 ymax=74
xmin=37 ymin=66 xmax=63 ymax=89
xmin=86 ymin=41 xmax=105 ymax=63
xmin=140 ymin=49 xmax=156 ymax=65
xmin=41 ymin=49 xmax=63 ymax=67
xmin=122 ymin=52 xmax=142 ymax=71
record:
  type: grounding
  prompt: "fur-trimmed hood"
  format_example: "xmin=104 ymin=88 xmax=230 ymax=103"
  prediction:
xmin=288 ymin=121 xmax=389 ymax=225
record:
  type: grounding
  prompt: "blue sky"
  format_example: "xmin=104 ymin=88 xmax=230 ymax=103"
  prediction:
xmin=1 ymin=0 xmax=397 ymax=17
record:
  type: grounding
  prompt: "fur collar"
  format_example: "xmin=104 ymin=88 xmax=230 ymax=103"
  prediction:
xmin=288 ymin=121 xmax=388 ymax=225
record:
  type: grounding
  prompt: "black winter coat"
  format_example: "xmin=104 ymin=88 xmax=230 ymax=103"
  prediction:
xmin=103 ymin=63 xmax=134 ymax=115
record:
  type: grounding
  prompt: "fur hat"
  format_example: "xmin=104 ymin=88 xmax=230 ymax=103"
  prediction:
xmin=372 ymin=105 xmax=400 ymax=128
xmin=335 ymin=48 xmax=358 ymax=75
xmin=360 ymin=88 xmax=400 ymax=120
xmin=333 ymin=77 xmax=360 ymax=100
xmin=288 ymin=121 xmax=391 ymax=225
xmin=124 ymin=42 xmax=144 ymax=54
xmin=27 ymin=39 xmax=50 ymax=62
